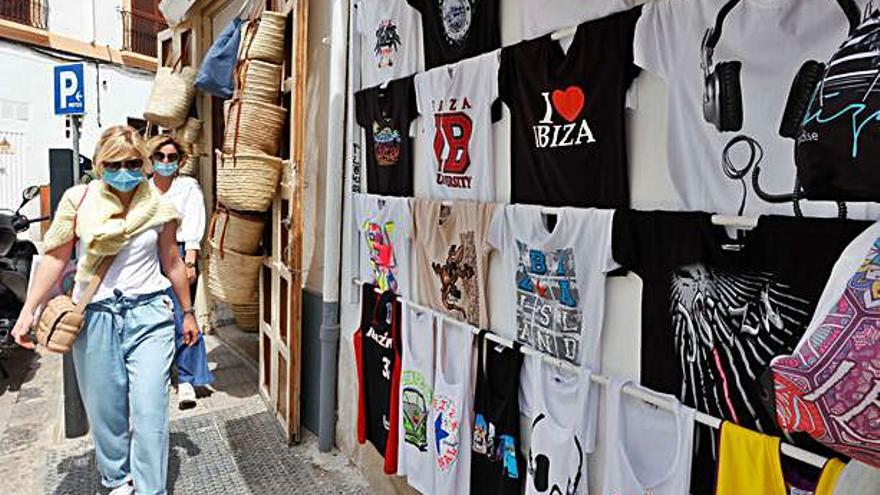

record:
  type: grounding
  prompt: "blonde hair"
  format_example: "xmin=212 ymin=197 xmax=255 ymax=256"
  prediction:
xmin=93 ymin=125 xmax=149 ymax=176
xmin=146 ymin=134 xmax=190 ymax=176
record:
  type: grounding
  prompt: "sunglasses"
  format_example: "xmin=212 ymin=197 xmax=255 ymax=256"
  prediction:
xmin=103 ymin=159 xmax=143 ymax=171
xmin=152 ymin=151 xmax=180 ymax=163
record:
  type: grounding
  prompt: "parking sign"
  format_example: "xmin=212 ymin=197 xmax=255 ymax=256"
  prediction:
xmin=54 ymin=63 xmax=85 ymax=115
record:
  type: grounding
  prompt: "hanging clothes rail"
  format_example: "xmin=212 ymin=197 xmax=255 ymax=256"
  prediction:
xmin=352 ymin=278 xmax=832 ymax=469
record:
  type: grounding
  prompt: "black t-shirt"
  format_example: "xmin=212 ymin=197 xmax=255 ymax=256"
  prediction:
xmin=470 ymin=332 xmax=524 ymax=495
xmin=355 ymin=76 xmax=417 ymax=196
xmin=612 ymin=210 xmax=869 ymax=494
xmin=499 ymin=9 xmax=640 ymax=208
xmin=356 ymin=284 xmax=401 ymax=457
xmin=406 ymin=0 xmax=500 ymax=69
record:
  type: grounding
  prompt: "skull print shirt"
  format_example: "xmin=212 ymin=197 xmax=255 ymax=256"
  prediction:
xmin=406 ymin=0 xmax=500 ymax=69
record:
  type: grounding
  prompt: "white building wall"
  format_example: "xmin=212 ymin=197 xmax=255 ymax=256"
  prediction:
xmin=47 ymin=0 xmax=126 ymax=47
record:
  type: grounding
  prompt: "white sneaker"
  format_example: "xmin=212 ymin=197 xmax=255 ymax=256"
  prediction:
xmin=109 ymin=482 xmax=134 ymax=495
xmin=178 ymin=382 xmax=197 ymax=409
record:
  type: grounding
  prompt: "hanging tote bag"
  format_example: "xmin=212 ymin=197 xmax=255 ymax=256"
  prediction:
xmin=144 ymin=49 xmax=197 ymax=129
xmin=195 ymin=17 xmax=243 ymax=99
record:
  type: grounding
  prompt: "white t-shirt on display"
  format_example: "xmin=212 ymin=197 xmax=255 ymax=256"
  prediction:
xmin=519 ymin=0 xmax=636 ymax=39
xmin=73 ymin=227 xmax=171 ymax=304
xmin=414 ymin=50 xmax=500 ymax=202
xmin=634 ymin=0 xmax=880 ymax=219
xmin=602 ymin=378 xmax=695 ymax=495
xmin=357 ymin=0 xmax=420 ymax=89
xmin=352 ymin=193 xmax=413 ymax=300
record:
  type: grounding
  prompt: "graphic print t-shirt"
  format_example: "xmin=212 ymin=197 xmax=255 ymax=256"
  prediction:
xmin=356 ymin=77 xmax=418 ymax=196
xmin=357 ymin=0 xmax=419 ymax=88
xmin=412 ymin=198 xmax=496 ymax=329
xmin=406 ymin=0 xmax=500 ymax=69
xmin=634 ymin=0 xmax=880 ymax=219
xmin=415 ymin=51 xmax=500 ymax=201
xmin=611 ymin=210 xmax=870 ymax=494
xmin=499 ymin=10 xmax=640 ymax=208
xmin=352 ymin=193 xmax=412 ymax=298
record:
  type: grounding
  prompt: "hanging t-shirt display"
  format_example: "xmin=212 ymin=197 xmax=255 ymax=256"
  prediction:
xmin=524 ymin=357 xmax=594 ymax=495
xmin=633 ymin=0 xmax=880 ymax=219
xmin=611 ymin=210 xmax=870 ymax=494
xmin=352 ymin=193 xmax=412 ymax=298
xmin=397 ymin=306 xmax=436 ymax=493
xmin=405 ymin=0 xmax=500 ymax=69
xmin=354 ymin=283 xmax=403 ymax=474
xmin=470 ymin=331 xmax=524 ymax=495
xmin=499 ymin=10 xmax=640 ymax=208
xmin=357 ymin=0 xmax=420 ymax=89
xmin=519 ymin=0 xmax=636 ymax=39
xmin=412 ymin=198 xmax=496 ymax=329
xmin=432 ymin=318 xmax=474 ymax=495
xmin=355 ymin=77 xmax=418 ymax=196
xmin=415 ymin=51 xmax=500 ymax=202
xmin=602 ymin=378 xmax=695 ymax=495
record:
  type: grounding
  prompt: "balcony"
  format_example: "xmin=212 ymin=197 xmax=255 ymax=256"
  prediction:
xmin=121 ymin=9 xmax=166 ymax=58
xmin=0 ymin=0 xmax=49 ymax=30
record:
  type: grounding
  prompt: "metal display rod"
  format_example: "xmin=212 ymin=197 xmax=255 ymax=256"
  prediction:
xmin=353 ymin=278 xmax=830 ymax=469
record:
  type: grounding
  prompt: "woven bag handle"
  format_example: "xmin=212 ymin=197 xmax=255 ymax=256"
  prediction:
xmin=170 ymin=32 xmax=193 ymax=73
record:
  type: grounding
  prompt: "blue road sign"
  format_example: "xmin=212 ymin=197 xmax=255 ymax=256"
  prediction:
xmin=54 ymin=64 xmax=85 ymax=115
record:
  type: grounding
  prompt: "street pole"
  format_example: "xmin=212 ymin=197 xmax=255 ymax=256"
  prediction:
xmin=71 ymin=115 xmax=81 ymax=183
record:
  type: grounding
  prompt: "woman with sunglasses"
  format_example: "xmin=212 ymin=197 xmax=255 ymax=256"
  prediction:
xmin=11 ymin=125 xmax=197 ymax=495
xmin=148 ymin=135 xmax=213 ymax=410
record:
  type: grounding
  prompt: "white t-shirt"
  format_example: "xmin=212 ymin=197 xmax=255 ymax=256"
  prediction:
xmin=519 ymin=0 xmax=636 ymax=39
xmin=357 ymin=0 xmax=420 ymax=89
xmin=833 ymin=460 xmax=880 ymax=495
xmin=602 ymin=378 xmax=695 ymax=495
xmin=73 ymin=227 xmax=171 ymax=304
xmin=634 ymin=0 xmax=880 ymax=219
xmin=524 ymin=358 xmax=594 ymax=495
xmin=397 ymin=306 xmax=436 ymax=493
xmin=415 ymin=50 xmax=500 ymax=202
xmin=431 ymin=317 xmax=473 ymax=495
xmin=352 ymin=193 xmax=412 ymax=299
xmin=150 ymin=176 xmax=206 ymax=251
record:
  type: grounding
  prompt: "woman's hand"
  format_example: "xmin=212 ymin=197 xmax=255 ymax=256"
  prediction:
xmin=186 ymin=265 xmax=197 ymax=285
xmin=182 ymin=313 xmax=200 ymax=346
xmin=11 ymin=310 xmax=36 ymax=350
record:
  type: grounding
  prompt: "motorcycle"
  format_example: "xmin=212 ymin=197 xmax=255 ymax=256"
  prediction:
xmin=0 ymin=186 xmax=48 ymax=378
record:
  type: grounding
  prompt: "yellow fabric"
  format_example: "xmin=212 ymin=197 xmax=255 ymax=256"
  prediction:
xmin=42 ymin=180 xmax=179 ymax=282
xmin=716 ymin=422 xmax=787 ymax=495
xmin=815 ymin=458 xmax=845 ymax=495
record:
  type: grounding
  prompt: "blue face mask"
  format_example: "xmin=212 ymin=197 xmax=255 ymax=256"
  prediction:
xmin=152 ymin=161 xmax=179 ymax=177
xmin=103 ymin=168 xmax=144 ymax=193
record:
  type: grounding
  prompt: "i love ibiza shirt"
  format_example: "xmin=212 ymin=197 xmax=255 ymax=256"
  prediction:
xmin=499 ymin=9 xmax=640 ymax=208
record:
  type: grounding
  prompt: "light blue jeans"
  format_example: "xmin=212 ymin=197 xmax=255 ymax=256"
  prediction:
xmin=72 ymin=289 xmax=175 ymax=495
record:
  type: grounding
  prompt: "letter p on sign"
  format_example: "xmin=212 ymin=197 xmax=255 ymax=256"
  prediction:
xmin=54 ymin=63 xmax=85 ymax=115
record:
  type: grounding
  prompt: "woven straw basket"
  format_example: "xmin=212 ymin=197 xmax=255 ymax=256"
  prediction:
xmin=209 ymin=207 xmax=265 ymax=255
xmin=239 ymin=12 xmax=286 ymax=64
xmin=217 ymin=153 xmax=282 ymax=212
xmin=230 ymin=301 xmax=260 ymax=332
xmin=179 ymin=155 xmax=198 ymax=176
xmin=144 ymin=66 xmax=197 ymax=129
xmin=175 ymin=117 xmax=202 ymax=145
xmin=223 ymin=98 xmax=286 ymax=156
xmin=207 ymin=241 xmax=264 ymax=305
xmin=236 ymin=60 xmax=282 ymax=104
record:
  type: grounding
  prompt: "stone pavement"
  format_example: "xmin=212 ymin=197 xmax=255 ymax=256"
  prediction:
xmin=0 ymin=335 xmax=369 ymax=495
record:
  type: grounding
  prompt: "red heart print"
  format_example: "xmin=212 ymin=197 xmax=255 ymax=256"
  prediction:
xmin=551 ymin=86 xmax=585 ymax=122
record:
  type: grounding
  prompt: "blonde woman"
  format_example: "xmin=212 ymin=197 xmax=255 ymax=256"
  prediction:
xmin=11 ymin=126 xmax=197 ymax=495
xmin=148 ymin=135 xmax=213 ymax=409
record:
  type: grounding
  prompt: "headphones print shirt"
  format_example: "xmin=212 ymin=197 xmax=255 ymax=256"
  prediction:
xmin=634 ymin=0 xmax=880 ymax=219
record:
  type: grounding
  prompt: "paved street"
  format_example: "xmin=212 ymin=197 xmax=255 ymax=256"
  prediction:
xmin=0 ymin=335 xmax=368 ymax=495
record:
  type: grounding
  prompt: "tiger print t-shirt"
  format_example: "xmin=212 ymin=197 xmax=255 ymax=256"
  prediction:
xmin=412 ymin=198 xmax=496 ymax=329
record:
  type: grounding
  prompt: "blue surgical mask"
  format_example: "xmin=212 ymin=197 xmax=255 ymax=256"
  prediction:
xmin=152 ymin=161 xmax=179 ymax=177
xmin=103 ymin=168 xmax=144 ymax=193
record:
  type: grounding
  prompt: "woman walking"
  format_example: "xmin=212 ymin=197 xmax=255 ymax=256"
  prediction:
xmin=148 ymin=135 xmax=214 ymax=409
xmin=11 ymin=126 xmax=197 ymax=495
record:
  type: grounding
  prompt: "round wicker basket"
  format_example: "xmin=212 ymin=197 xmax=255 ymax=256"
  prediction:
xmin=175 ymin=117 xmax=202 ymax=145
xmin=236 ymin=60 xmax=282 ymax=104
xmin=230 ymin=301 xmax=260 ymax=332
xmin=143 ymin=66 xmax=197 ymax=129
xmin=239 ymin=12 xmax=286 ymax=65
xmin=178 ymin=155 xmax=198 ymax=176
xmin=209 ymin=207 xmax=266 ymax=255
xmin=216 ymin=152 xmax=282 ymax=212
xmin=223 ymin=98 xmax=286 ymax=156
xmin=206 ymin=241 xmax=264 ymax=305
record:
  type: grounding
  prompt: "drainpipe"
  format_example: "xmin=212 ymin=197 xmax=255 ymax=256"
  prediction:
xmin=318 ymin=0 xmax=350 ymax=453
